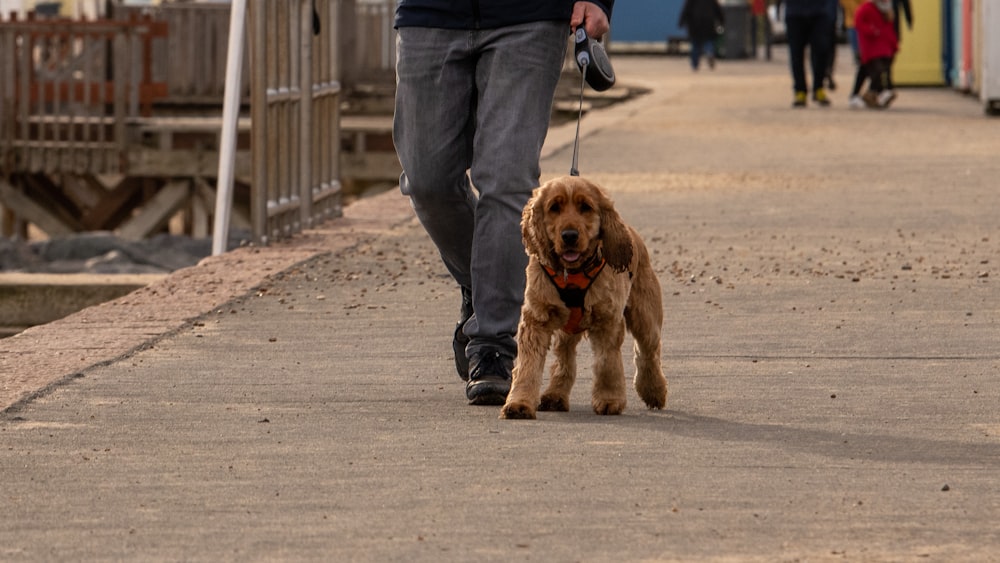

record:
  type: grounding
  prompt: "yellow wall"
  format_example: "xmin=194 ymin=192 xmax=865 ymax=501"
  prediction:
xmin=894 ymin=0 xmax=945 ymax=85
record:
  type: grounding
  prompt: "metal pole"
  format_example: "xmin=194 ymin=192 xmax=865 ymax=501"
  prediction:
xmin=212 ymin=0 xmax=247 ymax=256
xmin=299 ymin=0 xmax=313 ymax=228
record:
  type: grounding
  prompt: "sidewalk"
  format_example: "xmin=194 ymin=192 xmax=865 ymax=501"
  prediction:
xmin=3 ymin=49 xmax=1000 ymax=561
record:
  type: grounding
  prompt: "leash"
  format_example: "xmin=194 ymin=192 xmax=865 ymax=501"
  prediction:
xmin=569 ymin=28 xmax=615 ymax=177
xmin=570 ymin=65 xmax=586 ymax=177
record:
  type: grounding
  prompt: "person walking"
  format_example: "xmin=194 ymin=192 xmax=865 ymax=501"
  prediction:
xmin=679 ymin=0 xmax=724 ymax=71
xmin=749 ymin=0 xmax=769 ymax=60
xmin=891 ymin=0 xmax=913 ymax=39
xmin=855 ymin=0 xmax=899 ymax=108
xmin=392 ymin=1 xmax=614 ymax=405
xmin=841 ymin=0 xmax=868 ymax=108
xmin=778 ymin=0 xmax=837 ymax=107
xmin=822 ymin=0 xmax=840 ymax=91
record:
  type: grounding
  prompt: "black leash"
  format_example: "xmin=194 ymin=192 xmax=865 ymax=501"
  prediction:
xmin=570 ymin=63 xmax=587 ymax=177
xmin=569 ymin=28 xmax=615 ymax=177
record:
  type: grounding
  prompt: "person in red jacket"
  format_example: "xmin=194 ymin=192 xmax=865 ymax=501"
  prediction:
xmin=855 ymin=0 xmax=899 ymax=108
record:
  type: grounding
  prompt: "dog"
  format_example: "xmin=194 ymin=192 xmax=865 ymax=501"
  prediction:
xmin=500 ymin=176 xmax=667 ymax=419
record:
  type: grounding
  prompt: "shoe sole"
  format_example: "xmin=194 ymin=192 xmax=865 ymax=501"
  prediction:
xmin=466 ymin=379 xmax=510 ymax=406
xmin=468 ymin=391 xmax=508 ymax=406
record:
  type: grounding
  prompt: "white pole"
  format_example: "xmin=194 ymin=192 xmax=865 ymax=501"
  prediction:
xmin=212 ymin=0 xmax=248 ymax=256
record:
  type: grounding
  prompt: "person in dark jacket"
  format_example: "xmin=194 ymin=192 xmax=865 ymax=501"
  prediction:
xmin=393 ymin=0 xmax=614 ymax=406
xmin=778 ymin=0 xmax=837 ymax=107
xmin=678 ymin=0 xmax=724 ymax=71
xmin=891 ymin=0 xmax=913 ymax=40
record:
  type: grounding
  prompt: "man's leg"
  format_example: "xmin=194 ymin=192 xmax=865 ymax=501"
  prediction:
xmin=394 ymin=27 xmax=481 ymax=382
xmin=393 ymin=27 xmax=477 ymax=291
xmin=689 ymin=38 xmax=702 ymax=70
xmin=464 ymin=21 xmax=568 ymax=361
xmin=809 ymin=15 xmax=833 ymax=97
xmin=785 ymin=16 xmax=809 ymax=99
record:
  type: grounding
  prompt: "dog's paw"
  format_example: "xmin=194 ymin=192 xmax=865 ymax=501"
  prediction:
xmin=635 ymin=374 xmax=668 ymax=410
xmin=638 ymin=385 xmax=667 ymax=410
xmin=592 ymin=397 xmax=626 ymax=416
xmin=641 ymin=391 xmax=667 ymax=410
xmin=500 ymin=402 xmax=537 ymax=420
xmin=538 ymin=393 xmax=570 ymax=412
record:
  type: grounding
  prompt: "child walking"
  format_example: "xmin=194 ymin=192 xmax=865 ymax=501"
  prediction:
xmin=855 ymin=0 xmax=899 ymax=108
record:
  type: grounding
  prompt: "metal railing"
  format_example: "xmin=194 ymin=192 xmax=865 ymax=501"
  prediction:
xmin=247 ymin=0 xmax=342 ymax=245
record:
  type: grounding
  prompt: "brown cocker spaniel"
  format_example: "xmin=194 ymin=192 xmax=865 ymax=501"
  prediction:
xmin=501 ymin=176 xmax=667 ymax=419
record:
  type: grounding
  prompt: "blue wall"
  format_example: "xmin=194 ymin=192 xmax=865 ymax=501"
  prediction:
xmin=611 ymin=0 xmax=687 ymax=42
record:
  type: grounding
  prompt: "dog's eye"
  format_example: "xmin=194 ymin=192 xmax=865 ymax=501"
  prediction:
xmin=548 ymin=202 xmax=561 ymax=214
xmin=578 ymin=201 xmax=593 ymax=213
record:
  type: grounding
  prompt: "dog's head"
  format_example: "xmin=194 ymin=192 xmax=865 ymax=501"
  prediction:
xmin=522 ymin=176 xmax=633 ymax=273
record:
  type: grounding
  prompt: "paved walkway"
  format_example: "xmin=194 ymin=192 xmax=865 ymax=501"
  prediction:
xmin=3 ymin=49 xmax=1000 ymax=561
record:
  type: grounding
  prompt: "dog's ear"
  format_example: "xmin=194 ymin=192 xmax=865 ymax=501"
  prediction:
xmin=521 ymin=187 xmax=552 ymax=263
xmin=597 ymin=190 xmax=633 ymax=273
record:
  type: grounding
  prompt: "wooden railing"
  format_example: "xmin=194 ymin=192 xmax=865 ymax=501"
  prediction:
xmin=113 ymin=0 xmax=393 ymax=107
xmin=112 ymin=2 xmax=250 ymax=106
xmin=1 ymin=1 xmax=365 ymax=245
xmin=347 ymin=0 xmax=396 ymax=86
xmin=0 ymin=12 xmax=167 ymax=176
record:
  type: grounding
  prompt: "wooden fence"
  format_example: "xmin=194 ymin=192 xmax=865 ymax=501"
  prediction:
xmin=112 ymin=2 xmax=251 ymax=106
xmin=0 ymin=11 xmax=168 ymax=177
xmin=0 ymin=0 xmax=395 ymax=245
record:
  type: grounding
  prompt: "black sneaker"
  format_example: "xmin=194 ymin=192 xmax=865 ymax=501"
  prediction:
xmin=465 ymin=349 xmax=512 ymax=406
xmin=453 ymin=287 xmax=473 ymax=381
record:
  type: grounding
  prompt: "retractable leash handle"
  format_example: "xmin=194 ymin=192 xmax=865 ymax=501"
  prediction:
xmin=570 ymin=28 xmax=616 ymax=176
xmin=574 ymin=28 xmax=615 ymax=92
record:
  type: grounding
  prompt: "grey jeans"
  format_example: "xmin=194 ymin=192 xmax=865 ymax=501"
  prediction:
xmin=393 ymin=22 xmax=568 ymax=359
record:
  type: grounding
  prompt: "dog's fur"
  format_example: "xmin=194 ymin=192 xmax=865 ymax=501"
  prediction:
xmin=500 ymin=176 xmax=667 ymax=419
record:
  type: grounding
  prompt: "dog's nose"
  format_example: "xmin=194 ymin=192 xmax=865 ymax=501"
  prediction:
xmin=561 ymin=230 xmax=579 ymax=246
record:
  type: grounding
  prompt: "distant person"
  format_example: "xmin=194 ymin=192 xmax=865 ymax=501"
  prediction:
xmin=679 ymin=0 xmax=724 ymax=71
xmin=778 ymin=0 xmax=837 ymax=107
xmin=749 ymin=0 xmax=768 ymax=59
xmin=891 ymin=0 xmax=914 ymax=40
xmin=840 ymin=0 xmax=868 ymax=108
xmin=855 ymin=0 xmax=899 ymax=108
xmin=823 ymin=1 xmax=840 ymax=91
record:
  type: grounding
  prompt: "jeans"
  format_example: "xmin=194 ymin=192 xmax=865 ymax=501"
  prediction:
xmin=785 ymin=13 xmax=833 ymax=94
xmin=689 ymin=38 xmax=716 ymax=70
xmin=865 ymin=57 xmax=894 ymax=93
xmin=393 ymin=22 xmax=568 ymax=359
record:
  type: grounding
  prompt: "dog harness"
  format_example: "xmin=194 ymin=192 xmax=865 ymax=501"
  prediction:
xmin=542 ymin=254 xmax=607 ymax=334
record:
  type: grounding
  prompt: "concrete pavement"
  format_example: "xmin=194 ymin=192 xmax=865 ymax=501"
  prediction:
xmin=2 ymin=49 xmax=1000 ymax=561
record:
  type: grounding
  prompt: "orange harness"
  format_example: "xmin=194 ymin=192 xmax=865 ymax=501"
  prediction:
xmin=542 ymin=256 xmax=607 ymax=334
